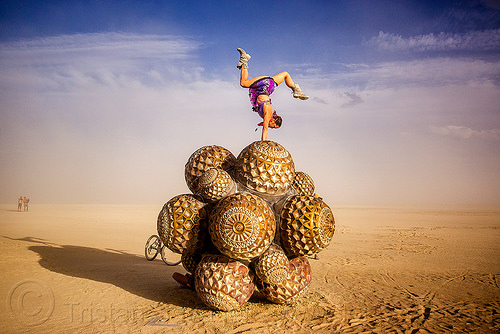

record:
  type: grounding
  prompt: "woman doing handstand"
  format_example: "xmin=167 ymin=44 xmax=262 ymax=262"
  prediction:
xmin=237 ymin=48 xmax=309 ymax=141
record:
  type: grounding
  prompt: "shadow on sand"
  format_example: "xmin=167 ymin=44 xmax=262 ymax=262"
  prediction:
xmin=3 ymin=236 xmax=204 ymax=309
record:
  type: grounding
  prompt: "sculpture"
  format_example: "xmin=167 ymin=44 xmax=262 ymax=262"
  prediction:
xmin=251 ymin=243 xmax=289 ymax=285
xmin=292 ymin=171 xmax=315 ymax=196
xmin=156 ymin=141 xmax=335 ymax=311
xmin=157 ymin=194 xmax=207 ymax=254
xmin=209 ymin=192 xmax=275 ymax=260
xmin=255 ymin=256 xmax=312 ymax=304
xmin=194 ymin=254 xmax=255 ymax=311
xmin=184 ymin=145 xmax=236 ymax=194
xmin=234 ymin=141 xmax=295 ymax=195
xmin=198 ymin=168 xmax=236 ymax=202
xmin=280 ymin=195 xmax=335 ymax=257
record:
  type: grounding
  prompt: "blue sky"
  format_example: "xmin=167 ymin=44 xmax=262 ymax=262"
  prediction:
xmin=1 ymin=0 xmax=499 ymax=207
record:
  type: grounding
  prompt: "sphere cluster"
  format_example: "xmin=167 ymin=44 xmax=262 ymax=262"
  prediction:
xmin=157 ymin=141 xmax=335 ymax=311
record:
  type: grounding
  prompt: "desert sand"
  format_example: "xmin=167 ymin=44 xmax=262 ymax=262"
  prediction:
xmin=0 ymin=203 xmax=498 ymax=333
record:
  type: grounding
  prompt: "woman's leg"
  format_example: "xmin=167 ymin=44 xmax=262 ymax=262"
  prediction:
xmin=240 ymin=68 xmax=250 ymax=87
xmin=272 ymin=71 xmax=309 ymax=100
xmin=240 ymin=68 xmax=266 ymax=88
xmin=237 ymin=48 xmax=267 ymax=87
xmin=271 ymin=71 xmax=295 ymax=88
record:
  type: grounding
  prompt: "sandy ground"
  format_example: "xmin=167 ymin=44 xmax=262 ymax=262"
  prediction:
xmin=0 ymin=204 xmax=498 ymax=333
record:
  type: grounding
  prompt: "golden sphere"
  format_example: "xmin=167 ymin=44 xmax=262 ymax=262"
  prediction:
xmin=185 ymin=145 xmax=236 ymax=194
xmin=292 ymin=171 xmax=315 ymax=196
xmin=255 ymin=256 xmax=311 ymax=304
xmin=194 ymin=254 xmax=255 ymax=311
xmin=209 ymin=192 xmax=275 ymax=260
xmin=234 ymin=141 xmax=295 ymax=195
xmin=181 ymin=248 xmax=203 ymax=274
xmin=252 ymin=244 xmax=289 ymax=285
xmin=198 ymin=168 xmax=235 ymax=202
xmin=280 ymin=195 xmax=335 ymax=257
xmin=157 ymin=194 xmax=207 ymax=254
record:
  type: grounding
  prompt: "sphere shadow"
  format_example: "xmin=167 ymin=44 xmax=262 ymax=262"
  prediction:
xmin=4 ymin=236 xmax=205 ymax=309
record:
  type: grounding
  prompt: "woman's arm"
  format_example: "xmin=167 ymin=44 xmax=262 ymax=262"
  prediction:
xmin=261 ymin=103 xmax=272 ymax=141
xmin=261 ymin=123 xmax=269 ymax=141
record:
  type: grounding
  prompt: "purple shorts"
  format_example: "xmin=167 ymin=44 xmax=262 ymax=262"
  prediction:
xmin=248 ymin=77 xmax=277 ymax=108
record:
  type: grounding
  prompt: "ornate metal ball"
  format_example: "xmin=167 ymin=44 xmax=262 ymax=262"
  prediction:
xmin=185 ymin=145 xmax=236 ymax=194
xmin=255 ymin=256 xmax=312 ymax=304
xmin=234 ymin=141 xmax=295 ymax=195
xmin=252 ymin=244 xmax=289 ymax=285
xmin=292 ymin=171 xmax=315 ymax=196
xmin=181 ymin=248 xmax=203 ymax=274
xmin=198 ymin=168 xmax=235 ymax=202
xmin=157 ymin=194 xmax=207 ymax=254
xmin=280 ymin=195 xmax=335 ymax=257
xmin=194 ymin=254 xmax=255 ymax=311
xmin=209 ymin=192 xmax=276 ymax=260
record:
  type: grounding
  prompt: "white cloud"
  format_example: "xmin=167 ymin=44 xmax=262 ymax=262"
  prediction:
xmin=302 ymin=57 xmax=500 ymax=91
xmin=367 ymin=29 xmax=500 ymax=52
xmin=0 ymin=32 xmax=203 ymax=92
xmin=430 ymin=125 xmax=500 ymax=140
xmin=2 ymin=32 xmax=200 ymax=58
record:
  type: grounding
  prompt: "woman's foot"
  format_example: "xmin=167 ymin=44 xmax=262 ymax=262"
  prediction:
xmin=292 ymin=84 xmax=309 ymax=100
xmin=237 ymin=48 xmax=251 ymax=69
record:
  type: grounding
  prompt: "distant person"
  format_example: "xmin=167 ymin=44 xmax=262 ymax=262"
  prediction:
xmin=23 ymin=197 xmax=29 ymax=212
xmin=236 ymin=48 xmax=309 ymax=141
xmin=18 ymin=196 xmax=23 ymax=212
